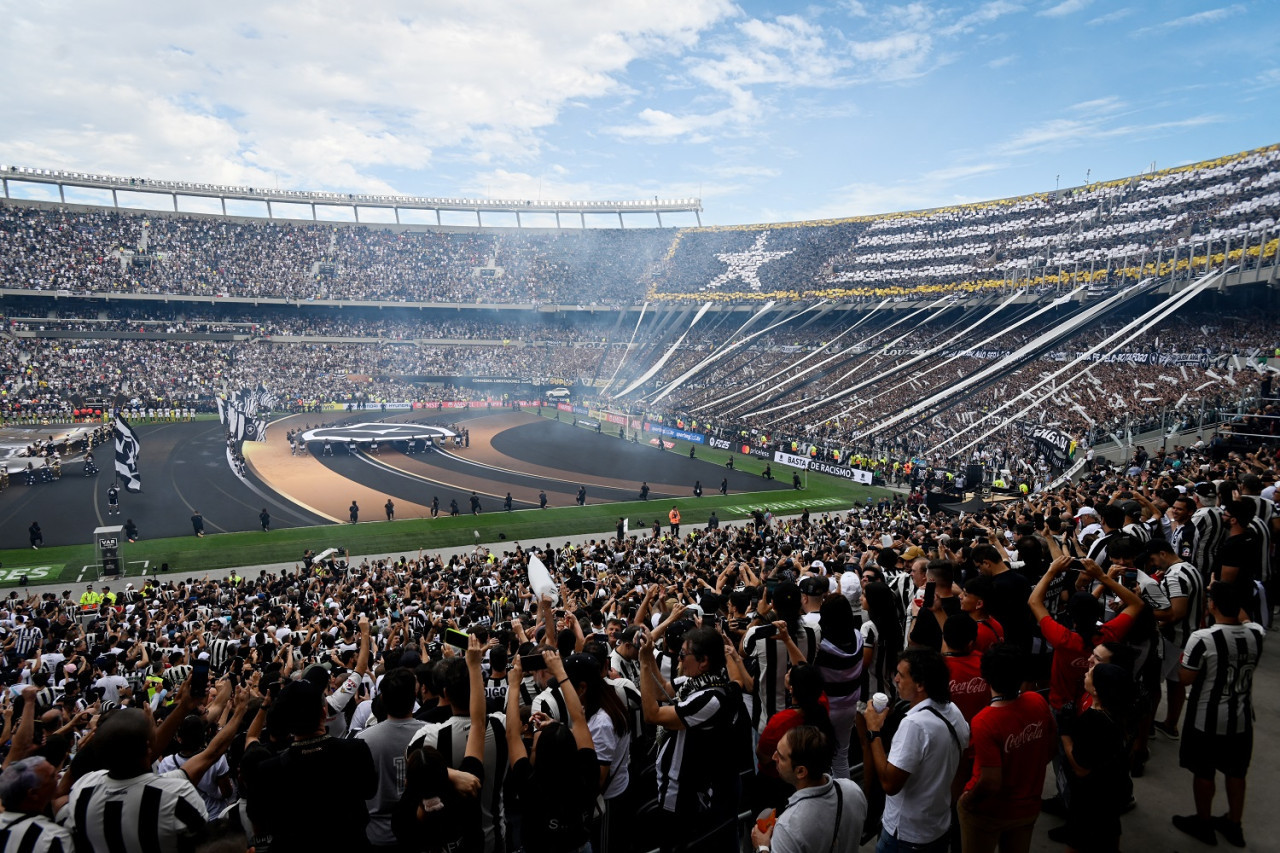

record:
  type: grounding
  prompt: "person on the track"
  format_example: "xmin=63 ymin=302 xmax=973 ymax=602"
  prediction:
xmin=539 ymin=490 xmax=548 ymax=509
xmin=29 ymin=521 xmax=42 ymax=549
xmin=385 ymin=498 xmax=395 ymax=521
xmin=470 ymin=492 xmax=482 ymax=515
xmin=260 ymin=508 xmax=271 ymax=532
xmin=577 ymin=485 xmax=587 ymax=506
xmin=504 ymin=493 xmax=513 ymax=512
xmin=190 ymin=512 xmax=204 ymax=538
xmin=694 ymin=480 xmax=703 ymax=498
xmin=640 ymin=482 xmax=650 ymax=501
xmin=450 ymin=499 xmax=460 ymax=516
xmin=107 ymin=484 xmax=120 ymax=515
xmin=720 ymin=478 xmax=728 ymax=496
xmin=431 ymin=496 xmax=439 ymax=518
xmin=349 ymin=502 xmax=359 ymax=524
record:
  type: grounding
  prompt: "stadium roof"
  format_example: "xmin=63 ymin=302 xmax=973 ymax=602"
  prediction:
xmin=0 ymin=164 xmax=702 ymax=228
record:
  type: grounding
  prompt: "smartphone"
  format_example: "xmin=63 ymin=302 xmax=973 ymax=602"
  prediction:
xmin=923 ymin=581 xmax=936 ymax=610
xmin=1069 ymin=559 xmax=1085 ymax=573
xmin=443 ymin=628 xmax=469 ymax=649
xmin=190 ymin=660 xmax=209 ymax=695
xmin=1122 ymin=569 xmax=1139 ymax=588
xmin=520 ymin=654 xmax=547 ymax=671
xmin=754 ymin=624 xmax=778 ymax=639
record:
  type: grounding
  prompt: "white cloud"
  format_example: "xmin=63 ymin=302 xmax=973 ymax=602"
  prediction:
xmin=0 ymin=2 xmax=737 ymax=193
xmin=1038 ymin=0 xmax=1092 ymax=18
xmin=995 ymin=112 xmax=1226 ymax=157
xmin=986 ymin=54 xmax=1017 ymax=69
xmin=1087 ymin=8 xmax=1134 ymax=25
xmin=1136 ymin=5 xmax=1246 ymax=34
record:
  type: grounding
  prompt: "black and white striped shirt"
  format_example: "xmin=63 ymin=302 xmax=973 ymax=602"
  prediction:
xmin=64 ymin=767 xmax=207 ymax=853
xmin=1181 ymin=621 xmax=1266 ymax=736
xmin=609 ymin=648 xmax=641 ymax=686
xmin=406 ymin=713 xmax=508 ymax=853
xmin=0 ymin=812 xmax=73 ymax=853
xmin=12 ymin=626 xmax=43 ymax=658
xmin=1158 ymin=561 xmax=1205 ymax=649
xmin=742 ymin=622 xmax=820 ymax=734
xmin=1190 ymin=506 xmax=1227 ymax=579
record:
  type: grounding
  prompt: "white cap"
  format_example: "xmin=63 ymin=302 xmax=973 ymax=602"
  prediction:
xmin=1076 ymin=523 xmax=1102 ymax=543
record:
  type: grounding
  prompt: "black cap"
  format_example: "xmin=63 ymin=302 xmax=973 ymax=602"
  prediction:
xmin=798 ymin=576 xmax=828 ymax=597
xmin=772 ymin=581 xmax=802 ymax=614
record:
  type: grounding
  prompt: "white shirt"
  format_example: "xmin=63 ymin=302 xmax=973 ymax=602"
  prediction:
xmin=882 ymin=698 xmax=970 ymax=844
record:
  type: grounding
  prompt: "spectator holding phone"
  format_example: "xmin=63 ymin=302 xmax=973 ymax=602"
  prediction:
xmin=505 ymin=648 xmax=598 ymax=853
xmin=393 ymin=634 xmax=487 ymax=852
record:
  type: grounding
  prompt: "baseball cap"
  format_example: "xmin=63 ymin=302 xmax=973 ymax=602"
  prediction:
xmin=798 ymin=576 xmax=829 ymax=597
xmin=1076 ymin=523 xmax=1102 ymax=543
xmin=772 ymin=581 xmax=802 ymax=613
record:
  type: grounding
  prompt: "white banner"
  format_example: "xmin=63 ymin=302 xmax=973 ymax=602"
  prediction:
xmin=774 ymin=450 xmax=811 ymax=470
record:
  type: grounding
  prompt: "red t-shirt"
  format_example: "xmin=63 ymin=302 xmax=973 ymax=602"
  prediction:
xmin=1038 ymin=612 xmax=1133 ymax=710
xmin=946 ymin=652 xmax=989 ymax=723
xmin=964 ymin=692 xmax=1057 ymax=820
xmin=973 ymin=617 xmax=1005 ymax=654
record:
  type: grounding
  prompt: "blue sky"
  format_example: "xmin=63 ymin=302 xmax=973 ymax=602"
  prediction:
xmin=1 ymin=1 xmax=1277 ymax=226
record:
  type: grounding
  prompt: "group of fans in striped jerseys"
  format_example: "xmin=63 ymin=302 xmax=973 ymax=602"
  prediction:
xmin=0 ymin=441 xmax=1271 ymax=852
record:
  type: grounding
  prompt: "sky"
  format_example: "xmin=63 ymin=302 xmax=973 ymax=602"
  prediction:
xmin=1 ymin=1 xmax=1278 ymax=226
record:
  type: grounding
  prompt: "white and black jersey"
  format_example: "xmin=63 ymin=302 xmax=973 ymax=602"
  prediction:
xmin=1246 ymin=509 xmax=1273 ymax=583
xmin=1159 ymin=561 xmax=1206 ymax=649
xmin=609 ymin=647 xmax=641 ymax=686
xmin=164 ymin=664 xmax=193 ymax=689
xmin=1182 ymin=621 xmax=1266 ymax=736
xmin=1170 ymin=523 xmax=1194 ymax=563
xmin=0 ymin=811 xmax=74 ymax=853
xmin=531 ymin=684 xmax=571 ymax=724
xmin=1122 ymin=521 xmax=1152 ymax=544
xmin=742 ymin=621 xmax=820 ymax=735
xmin=1190 ymin=506 xmax=1227 ymax=579
xmin=64 ymin=767 xmax=207 ymax=853
xmin=12 ymin=625 xmax=43 ymax=658
xmin=202 ymin=635 xmax=239 ymax=673
xmin=407 ymin=713 xmax=508 ymax=853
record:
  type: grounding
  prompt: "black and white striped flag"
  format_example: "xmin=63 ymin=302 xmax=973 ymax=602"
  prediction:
xmin=114 ymin=415 xmax=142 ymax=492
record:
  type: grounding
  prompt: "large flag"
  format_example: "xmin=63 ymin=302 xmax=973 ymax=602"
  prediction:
xmin=114 ymin=415 xmax=142 ymax=492
xmin=219 ymin=385 xmax=274 ymax=442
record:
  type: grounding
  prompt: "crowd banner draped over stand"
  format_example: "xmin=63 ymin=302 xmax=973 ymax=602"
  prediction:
xmin=647 ymin=299 xmax=794 ymax=405
xmin=618 ymin=301 xmax=712 ymax=397
xmin=825 ymin=288 xmax=1051 ymax=426
xmin=706 ymin=298 xmax=892 ymax=416
xmin=856 ymin=280 xmax=1147 ymax=446
xmin=941 ymin=270 xmax=1222 ymax=459
xmin=729 ymin=299 xmax=934 ymax=420
xmin=771 ymin=291 xmax=1027 ymax=426
xmin=604 ymin=301 xmax=647 ymax=393
xmin=746 ymin=298 xmax=946 ymax=420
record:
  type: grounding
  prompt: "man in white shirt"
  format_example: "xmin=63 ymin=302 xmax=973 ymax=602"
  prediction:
xmin=861 ymin=648 xmax=970 ymax=852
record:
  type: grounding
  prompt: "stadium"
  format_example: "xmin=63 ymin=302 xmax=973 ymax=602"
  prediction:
xmin=0 ymin=144 xmax=1278 ymax=853
xmin=0 ymin=144 xmax=1275 ymax=572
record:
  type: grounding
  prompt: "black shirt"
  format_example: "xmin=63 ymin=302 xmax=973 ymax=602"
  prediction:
xmin=509 ymin=747 xmax=598 ymax=853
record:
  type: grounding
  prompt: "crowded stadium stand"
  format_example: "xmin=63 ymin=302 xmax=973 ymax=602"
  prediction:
xmin=0 ymin=143 xmax=1277 ymax=475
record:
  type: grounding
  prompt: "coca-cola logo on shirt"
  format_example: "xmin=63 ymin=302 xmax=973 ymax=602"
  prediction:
xmin=1004 ymin=720 xmax=1048 ymax=752
xmin=951 ymin=677 xmax=988 ymax=696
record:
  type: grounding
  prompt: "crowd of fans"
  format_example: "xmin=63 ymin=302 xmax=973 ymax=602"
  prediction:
xmin=0 ymin=204 xmax=671 ymax=306
xmin=0 ymin=434 xmax=1272 ymax=852
xmin=3 ymin=146 xmax=1276 ymax=310
xmin=653 ymin=145 xmax=1280 ymax=300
